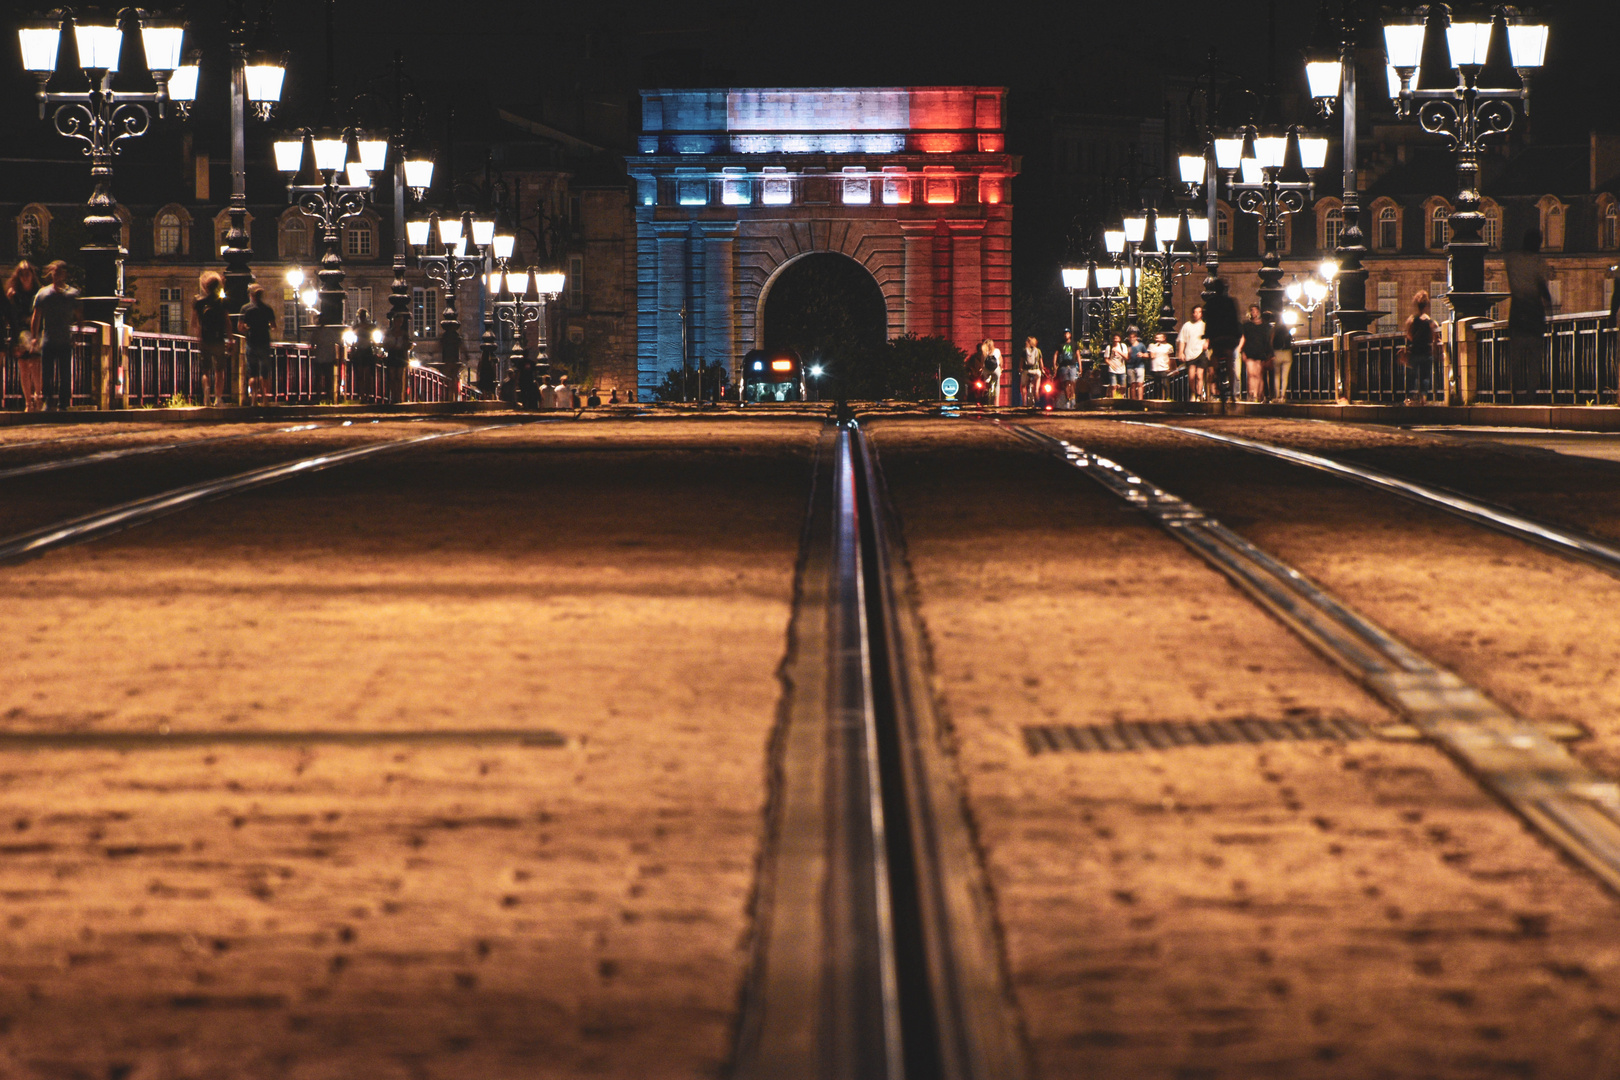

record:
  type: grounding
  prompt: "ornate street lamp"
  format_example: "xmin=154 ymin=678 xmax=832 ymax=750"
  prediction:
xmin=18 ymin=7 xmax=185 ymax=323
xmin=1285 ymin=272 xmax=1334 ymax=337
xmin=1060 ymin=261 xmax=1124 ymax=344
xmin=490 ymin=266 xmax=563 ymax=408
xmin=165 ymin=1 xmax=286 ymax=314
xmin=1185 ymin=125 xmax=1327 ymax=324
xmin=274 ymin=127 xmax=383 ymax=328
xmin=1383 ymin=3 xmax=1547 ymax=320
xmin=407 ymin=210 xmax=494 ymax=385
xmin=1304 ymin=2 xmax=1376 ymax=334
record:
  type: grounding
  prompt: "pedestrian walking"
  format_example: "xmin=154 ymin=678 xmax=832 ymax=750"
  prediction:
xmin=1125 ymin=328 xmax=1149 ymax=401
xmin=1053 ymin=329 xmax=1080 ymax=409
xmin=30 ymin=260 xmax=79 ymax=412
xmin=1402 ymin=289 xmax=1442 ymax=407
xmin=1270 ymin=317 xmax=1294 ymax=402
xmin=192 ymin=270 xmax=229 ymax=406
xmin=1504 ymin=226 xmax=1553 ymax=404
xmin=1238 ymin=304 xmax=1273 ymax=403
xmin=238 ymin=283 xmax=276 ymax=407
xmin=347 ymin=308 xmax=379 ymax=400
xmin=383 ymin=306 xmax=410 ymax=404
xmin=1203 ymin=278 xmax=1242 ymax=404
xmin=982 ymin=337 xmax=1002 ymax=406
xmin=1177 ymin=304 xmax=1209 ymax=401
xmin=1103 ymin=332 xmax=1128 ymax=398
xmin=967 ymin=341 xmax=989 ymax=405
xmin=1148 ymin=331 xmax=1174 ymax=399
xmin=5 ymin=261 xmax=42 ymax=411
xmin=1021 ymin=335 xmax=1046 ymax=408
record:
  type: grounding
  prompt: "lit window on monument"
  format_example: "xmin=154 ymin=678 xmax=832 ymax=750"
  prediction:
xmin=915 ymin=133 xmax=970 ymax=153
xmin=728 ymin=133 xmax=907 ymax=154
xmin=762 ymin=179 xmax=792 ymax=206
xmin=722 ymin=179 xmax=751 ymax=205
xmin=925 ymin=179 xmax=955 ymax=204
xmin=678 ymin=181 xmax=708 ymax=206
xmin=843 ymin=178 xmax=871 ymax=205
xmin=882 ymin=179 xmax=909 ymax=205
xmin=980 ymin=177 xmax=1003 ymax=204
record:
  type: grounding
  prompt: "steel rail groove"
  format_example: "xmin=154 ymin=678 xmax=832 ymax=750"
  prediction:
xmin=1006 ymin=421 xmax=1620 ymax=898
xmin=1130 ymin=421 xmax=1620 ymax=575
xmin=736 ymin=422 xmax=1024 ymax=1080
xmin=0 ymin=425 xmax=496 ymax=566
xmin=0 ymin=423 xmax=321 ymax=481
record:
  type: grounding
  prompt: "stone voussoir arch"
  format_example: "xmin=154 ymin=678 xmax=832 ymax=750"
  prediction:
xmin=748 ymin=224 xmax=907 ymax=350
xmin=629 ymin=87 xmax=1015 ymax=401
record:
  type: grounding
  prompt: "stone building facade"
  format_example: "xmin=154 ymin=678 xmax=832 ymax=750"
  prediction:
xmin=628 ymin=87 xmax=1016 ymax=401
xmin=1168 ymin=135 xmax=1620 ymax=333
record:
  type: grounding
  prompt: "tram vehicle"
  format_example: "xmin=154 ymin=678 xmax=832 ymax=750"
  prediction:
xmin=742 ymin=348 xmax=804 ymax=403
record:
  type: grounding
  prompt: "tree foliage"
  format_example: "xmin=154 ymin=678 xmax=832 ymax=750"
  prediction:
xmin=650 ymin=363 xmax=730 ymax=403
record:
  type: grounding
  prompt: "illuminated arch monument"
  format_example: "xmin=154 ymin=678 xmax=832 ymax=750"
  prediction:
xmin=629 ymin=87 xmax=1015 ymax=400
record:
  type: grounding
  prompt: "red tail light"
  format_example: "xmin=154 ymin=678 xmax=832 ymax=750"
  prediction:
xmin=1043 ymin=382 xmax=1053 ymax=393
xmin=974 ymin=380 xmax=985 ymax=389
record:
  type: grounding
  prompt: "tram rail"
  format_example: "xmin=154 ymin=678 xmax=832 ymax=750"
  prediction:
xmin=1003 ymin=420 xmax=1620 ymax=898
xmin=1130 ymin=420 xmax=1620 ymax=577
xmin=735 ymin=420 xmax=1024 ymax=1080
xmin=0 ymin=422 xmax=523 ymax=565
xmin=0 ymin=423 xmax=321 ymax=481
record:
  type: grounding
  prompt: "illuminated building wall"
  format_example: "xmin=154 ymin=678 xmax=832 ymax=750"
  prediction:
xmin=629 ymin=87 xmax=1015 ymax=401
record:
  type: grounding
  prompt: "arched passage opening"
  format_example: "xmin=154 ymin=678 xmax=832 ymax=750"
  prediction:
xmin=761 ymin=253 xmax=889 ymax=397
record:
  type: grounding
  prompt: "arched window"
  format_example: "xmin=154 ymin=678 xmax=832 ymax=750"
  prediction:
xmin=156 ymin=212 xmax=182 ymax=255
xmin=18 ymin=212 xmax=42 ymax=255
xmin=1216 ymin=203 xmax=1233 ymax=252
xmin=344 ymin=220 xmax=375 ymax=258
xmin=1604 ymin=201 xmax=1619 ymax=250
xmin=1482 ymin=201 xmax=1503 ymax=250
xmin=280 ymin=216 xmax=310 ymax=259
xmin=1430 ymin=203 xmax=1451 ymax=249
xmin=1377 ymin=205 xmax=1400 ymax=250
xmin=1538 ymin=196 xmax=1566 ymax=251
xmin=1276 ymin=215 xmax=1292 ymax=255
xmin=1322 ymin=204 xmax=1343 ymax=253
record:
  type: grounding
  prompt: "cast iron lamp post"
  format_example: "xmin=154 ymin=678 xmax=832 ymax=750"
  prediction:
xmin=1302 ymin=4 xmax=1377 ymax=333
xmin=1382 ymin=3 xmax=1547 ymax=320
xmin=1284 ymin=271 xmax=1334 ymax=337
xmin=18 ymin=6 xmax=185 ymax=323
xmin=273 ymin=128 xmax=383 ymax=327
xmin=165 ymin=1 xmax=285 ymax=313
xmin=1182 ymin=126 xmax=1327 ymax=324
xmin=406 ymin=210 xmax=494 ymax=385
xmin=1060 ymin=261 xmax=1125 ymax=344
xmin=490 ymin=266 xmax=564 ymax=407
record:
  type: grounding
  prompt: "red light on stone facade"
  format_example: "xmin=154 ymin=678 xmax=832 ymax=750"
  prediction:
xmin=915 ymin=133 xmax=970 ymax=154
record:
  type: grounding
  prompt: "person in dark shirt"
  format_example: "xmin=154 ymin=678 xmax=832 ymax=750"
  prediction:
xmin=1403 ymin=289 xmax=1442 ymax=406
xmin=192 ymin=271 xmax=229 ymax=406
xmin=5 ymin=261 xmax=42 ymax=411
xmin=1202 ymin=277 xmax=1242 ymax=403
xmin=1125 ymin=328 xmax=1150 ymax=401
xmin=1238 ymin=304 xmax=1273 ymax=402
xmin=238 ymin=283 xmax=276 ymax=407
xmin=31 ymin=260 xmax=79 ymax=411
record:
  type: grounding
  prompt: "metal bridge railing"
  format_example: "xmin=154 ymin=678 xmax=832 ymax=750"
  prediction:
xmin=1287 ymin=336 xmax=1338 ymax=402
xmin=1473 ymin=310 xmax=1618 ymax=404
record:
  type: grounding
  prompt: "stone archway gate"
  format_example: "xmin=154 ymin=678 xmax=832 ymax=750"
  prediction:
xmin=629 ymin=87 xmax=1015 ymax=401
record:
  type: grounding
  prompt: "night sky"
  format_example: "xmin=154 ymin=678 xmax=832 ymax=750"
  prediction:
xmin=3 ymin=1 xmax=1615 ymax=155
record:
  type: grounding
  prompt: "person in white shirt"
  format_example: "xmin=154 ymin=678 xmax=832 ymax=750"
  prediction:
xmin=1147 ymin=332 xmax=1174 ymax=399
xmin=1176 ymin=306 xmax=1209 ymax=401
xmin=1103 ymin=332 xmax=1127 ymax=398
xmin=554 ymin=374 xmax=574 ymax=410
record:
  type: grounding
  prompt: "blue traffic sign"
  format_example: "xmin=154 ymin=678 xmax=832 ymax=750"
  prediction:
xmin=941 ymin=377 xmax=960 ymax=400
